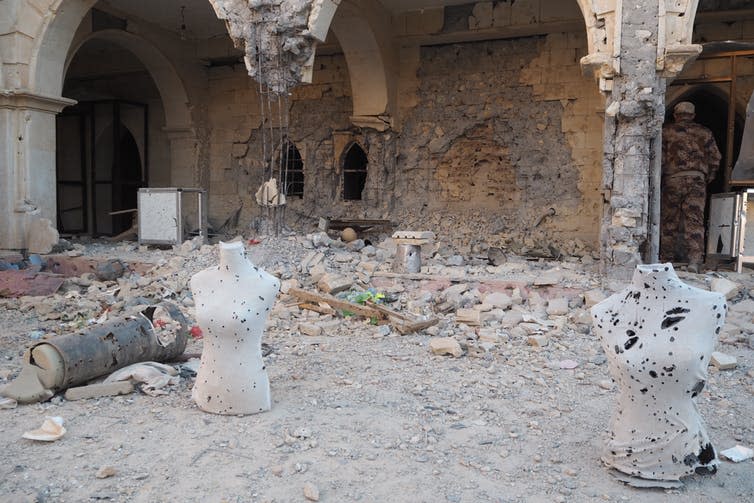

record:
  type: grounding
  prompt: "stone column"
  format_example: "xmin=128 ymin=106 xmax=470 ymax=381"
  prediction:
xmin=599 ymin=1 xmax=667 ymax=280
xmin=0 ymin=90 xmax=76 ymax=250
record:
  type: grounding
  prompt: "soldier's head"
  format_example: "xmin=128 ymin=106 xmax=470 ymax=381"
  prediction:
xmin=673 ymin=101 xmax=695 ymax=121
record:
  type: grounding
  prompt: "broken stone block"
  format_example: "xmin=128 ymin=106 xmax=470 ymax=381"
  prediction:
xmin=317 ymin=274 xmax=353 ymax=295
xmin=310 ymin=232 xmax=332 ymax=248
xmin=308 ymin=263 xmax=327 ymax=283
xmin=300 ymin=251 xmax=325 ymax=271
xmin=429 ymin=337 xmax=463 ymax=357
xmin=501 ymin=310 xmax=524 ymax=328
xmin=478 ymin=328 xmax=500 ymax=344
xmin=446 ymin=255 xmax=465 ymax=266
xmin=710 ymin=351 xmax=737 ymax=370
xmin=64 ymin=381 xmax=134 ymax=401
xmin=299 ymin=323 xmax=323 ymax=337
xmin=484 ymin=292 xmax=512 ymax=310
xmin=303 ymin=483 xmax=320 ymax=502
xmin=710 ymin=278 xmax=740 ymax=300
xmin=487 ymin=247 xmax=506 ymax=266
xmin=534 ymin=270 xmax=560 ymax=286
xmin=584 ymin=288 xmax=606 ymax=308
xmin=527 ymin=335 xmax=549 ymax=347
xmin=546 ymin=297 xmax=569 ymax=316
xmin=456 ymin=308 xmax=481 ymax=326
xmin=26 ymin=218 xmax=59 ymax=254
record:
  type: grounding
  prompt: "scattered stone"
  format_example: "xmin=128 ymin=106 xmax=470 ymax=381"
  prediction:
xmin=478 ymin=328 xmax=500 ymax=344
xmin=429 ymin=337 xmax=463 ymax=357
xmin=527 ymin=335 xmax=549 ymax=347
xmin=710 ymin=277 xmax=740 ymax=300
xmin=455 ymin=308 xmax=481 ymax=326
xmin=598 ymin=379 xmax=614 ymax=390
xmin=303 ymin=482 xmax=320 ymax=501
xmin=484 ymin=292 xmax=512 ymax=310
xmin=64 ymin=381 xmax=134 ymax=401
xmin=546 ymin=297 xmax=569 ymax=316
xmin=710 ymin=351 xmax=737 ymax=370
xmin=299 ymin=323 xmax=323 ymax=337
xmin=487 ymin=247 xmax=506 ymax=266
xmin=310 ymin=232 xmax=332 ymax=248
xmin=95 ymin=466 xmax=117 ymax=479
xmin=317 ymin=274 xmax=353 ymax=295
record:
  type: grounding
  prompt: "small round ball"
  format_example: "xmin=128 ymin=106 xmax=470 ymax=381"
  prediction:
xmin=341 ymin=227 xmax=357 ymax=242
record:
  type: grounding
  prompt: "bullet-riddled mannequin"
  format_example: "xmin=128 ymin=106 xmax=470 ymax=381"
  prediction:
xmin=190 ymin=241 xmax=280 ymax=415
xmin=591 ymin=263 xmax=726 ymax=482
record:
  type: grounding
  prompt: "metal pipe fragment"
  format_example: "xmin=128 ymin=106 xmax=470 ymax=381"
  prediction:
xmin=33 ymin=303 xmax=188 ymax=390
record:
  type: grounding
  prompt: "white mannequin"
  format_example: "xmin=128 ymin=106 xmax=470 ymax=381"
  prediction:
xmin=190 ymin=241 xmax=280 ymax=415
xmin=591 ymin=263 xmax=726 ymax=481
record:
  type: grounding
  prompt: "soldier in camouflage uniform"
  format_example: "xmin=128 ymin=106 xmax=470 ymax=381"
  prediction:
xmin=661 ymin=101 xmax=721 ymax=271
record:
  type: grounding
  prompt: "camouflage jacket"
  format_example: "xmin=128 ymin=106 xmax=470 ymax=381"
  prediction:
xmin=661 ymin=118 xmax=721 ymax=182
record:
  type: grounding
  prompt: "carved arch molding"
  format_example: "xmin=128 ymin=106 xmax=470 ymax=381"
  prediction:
xmin=576 ymin=0 xmax=702 ymax=89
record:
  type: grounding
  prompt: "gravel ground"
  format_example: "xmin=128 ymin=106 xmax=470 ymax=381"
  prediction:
xmin=0 ymin=234 xmax=752 ymax=503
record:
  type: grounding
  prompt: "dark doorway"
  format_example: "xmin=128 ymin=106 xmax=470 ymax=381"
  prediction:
xmin=56 ymin=100 xmax=148 ymax=236
xmin=665 ymin=87 xmax=744 ymax=193
xmin=342 ymin=143 xmax=368 ymax=201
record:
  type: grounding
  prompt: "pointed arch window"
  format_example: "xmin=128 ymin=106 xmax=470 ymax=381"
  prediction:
xmin=343 ymin=143 xmax=368 ymax=201
xmin=281 ymin=142 xmax=304 ymax=198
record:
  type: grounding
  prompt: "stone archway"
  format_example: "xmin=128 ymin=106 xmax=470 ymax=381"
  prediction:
xmin=64 ymin=30 xmax=192 ymax=129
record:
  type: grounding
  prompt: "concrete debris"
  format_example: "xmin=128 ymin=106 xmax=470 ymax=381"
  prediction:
xmin=22 ymin=416 xmax=66 ymax=442
xmin=720 ymin=445 xmax=754 ymax=463
xmin=710 ymin=351 xmax=737 ymax=370
xmin=710 ymin=277 xmax=741 ymax=300
xmin=429 ymin=337 xmax=463 ymax=357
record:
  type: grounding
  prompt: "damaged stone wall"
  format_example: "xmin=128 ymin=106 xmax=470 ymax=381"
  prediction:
xmin=206 ymin=31 xmax=604 ymax=257
xmin=395 ymin=36 xmax=601 ymax=256
xmin=206 ymin=53 xmax=354 ymax=227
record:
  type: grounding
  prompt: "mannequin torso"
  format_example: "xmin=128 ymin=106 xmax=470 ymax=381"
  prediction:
xmin=591 ymin=264 xmax=726 ymax=481
xmin=190 ymin=241 xmax=280 ymax=415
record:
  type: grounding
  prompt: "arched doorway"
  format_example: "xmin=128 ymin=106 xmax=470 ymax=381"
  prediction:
xmin=342 ymin=143 xmax=368 ymax=201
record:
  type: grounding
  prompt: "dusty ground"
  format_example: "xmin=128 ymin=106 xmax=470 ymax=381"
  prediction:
xmin=0 ymin=233 xmax=752 ymax=503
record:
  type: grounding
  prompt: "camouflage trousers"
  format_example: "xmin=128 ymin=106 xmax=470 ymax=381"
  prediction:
xmin=660 ymin=175 xmax=707 ymax=264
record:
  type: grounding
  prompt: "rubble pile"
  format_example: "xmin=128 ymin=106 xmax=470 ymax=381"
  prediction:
xmin=0 ymin=230 xmax=753 ymax=501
